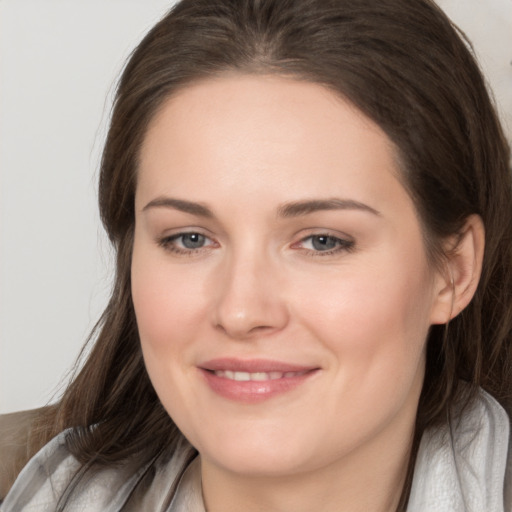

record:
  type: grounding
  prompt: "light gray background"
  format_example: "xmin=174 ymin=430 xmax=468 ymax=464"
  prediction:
xmin=1 ymin=0 xmax=511 ymax=414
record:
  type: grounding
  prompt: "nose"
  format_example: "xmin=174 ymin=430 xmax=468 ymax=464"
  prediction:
xmin=211 ymin=250 xmax=289 ymax=340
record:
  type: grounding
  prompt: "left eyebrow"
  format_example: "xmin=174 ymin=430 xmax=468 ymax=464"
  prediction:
xmin=277 ymin=198 xmax=381 ymax=218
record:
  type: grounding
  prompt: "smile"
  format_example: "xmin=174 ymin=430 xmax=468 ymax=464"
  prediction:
xmin=212 ymin=370 xmax=309 ymax=381
xmin=198 ymin=359 xmax=319 ymax=403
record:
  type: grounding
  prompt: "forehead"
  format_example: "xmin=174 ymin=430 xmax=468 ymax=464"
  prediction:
xmin=137 ymin=74 xmax=407 ymax=216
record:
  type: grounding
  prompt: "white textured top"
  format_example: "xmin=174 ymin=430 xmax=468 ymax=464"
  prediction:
xmin=408 ymin=390 xmax=511 ymax=511
xmin=1 ymin=389 xmax=510 ymax=511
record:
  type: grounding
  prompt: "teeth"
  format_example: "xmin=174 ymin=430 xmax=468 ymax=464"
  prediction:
xmin=213 ymin=370 xmax=304 ymax=381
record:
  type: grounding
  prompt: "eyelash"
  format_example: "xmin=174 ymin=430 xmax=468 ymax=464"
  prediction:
xmin=157 ymin=232 xmax=217 ymax=256
xmin=294 ymin=234 xmax=355 ymax=256
xmin=157 ymin=232 xmax=355 ymax=257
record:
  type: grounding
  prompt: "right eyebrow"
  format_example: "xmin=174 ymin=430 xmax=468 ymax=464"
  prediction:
xmin=142 ymin=197 xmax=214 ymax=218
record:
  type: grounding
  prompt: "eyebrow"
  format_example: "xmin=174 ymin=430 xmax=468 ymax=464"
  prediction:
xmin=277 ymin=198 xmax=381 ymax=218
xmin=142 ymin=196 xmax=380 ymax=218
xmin=142 ymin=197 xmax=214 ymax=218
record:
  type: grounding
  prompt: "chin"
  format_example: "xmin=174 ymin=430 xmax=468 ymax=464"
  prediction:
xmin=204 ymin=445 xmax=314 ymax=477
xmin=187 ymin=417 xmax=336 ymax=478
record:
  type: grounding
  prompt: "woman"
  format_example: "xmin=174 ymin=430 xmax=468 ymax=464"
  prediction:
xmin=2 ymin=0 xmax=511 ymax=510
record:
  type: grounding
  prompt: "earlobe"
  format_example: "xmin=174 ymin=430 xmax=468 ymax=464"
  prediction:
xmin=429 ymin=214 xmax=485 ymax=325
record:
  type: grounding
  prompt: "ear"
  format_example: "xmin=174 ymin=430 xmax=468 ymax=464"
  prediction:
xmin=429 ymin=214 xmax=485 ymax=325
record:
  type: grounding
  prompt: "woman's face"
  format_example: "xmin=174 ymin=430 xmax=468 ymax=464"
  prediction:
xmin=132 ymin=75 xmax=447 ymax=478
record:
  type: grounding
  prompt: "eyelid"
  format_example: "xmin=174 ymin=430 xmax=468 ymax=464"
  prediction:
xmin=157 ymin=229 xmax=219 ymax=255
xmin=155 ymin=228 xmax=355 ymax=257
xmin=290 ymin=230 xmax=355 ymax=255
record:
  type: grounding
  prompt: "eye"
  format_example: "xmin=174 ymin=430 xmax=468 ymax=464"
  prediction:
xmin=158 ymin=232 xmax=217 ymax=254
xmin=295 ymin=234 xmax=355 ymax=255
xmin=176 ymin=233 xmax=208 ymax=249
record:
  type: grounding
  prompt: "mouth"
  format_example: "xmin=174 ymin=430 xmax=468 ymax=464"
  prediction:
xmin=198 ymin=358 xmax=319 ymax=403
xmin=211 ymin=369 xmax=310 ymax=381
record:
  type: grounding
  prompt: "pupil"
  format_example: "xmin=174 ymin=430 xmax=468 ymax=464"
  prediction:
xmin=182 ymin=233 xmax=205 ymax=249
xmin=312 ymin=236 xmax=336 ymax=251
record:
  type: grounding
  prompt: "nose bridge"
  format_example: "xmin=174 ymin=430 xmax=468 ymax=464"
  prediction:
xmin=212 ymin=241 xmax=288 ymax=339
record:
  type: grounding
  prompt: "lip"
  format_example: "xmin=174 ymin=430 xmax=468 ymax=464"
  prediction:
xmin=198 ymin=358 xmax=320 ymax=403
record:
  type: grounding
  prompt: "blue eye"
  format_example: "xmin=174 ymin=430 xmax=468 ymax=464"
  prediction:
xmin=158 ymin=232 xmax=215 ymax=254
xmin=310 ymin=235 xmax=339 ymax=251
xmin=299 ymin=234 xmax=354 ymax=254
xmin=178 ymin=233 xmax=207 ymax=249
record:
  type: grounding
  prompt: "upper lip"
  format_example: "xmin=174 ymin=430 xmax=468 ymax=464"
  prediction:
xmin=199 ymin=358 xmax=318 ymax=373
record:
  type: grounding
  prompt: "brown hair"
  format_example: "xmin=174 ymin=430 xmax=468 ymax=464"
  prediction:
xmin=35 ymin=0 xmax=511 ymax=509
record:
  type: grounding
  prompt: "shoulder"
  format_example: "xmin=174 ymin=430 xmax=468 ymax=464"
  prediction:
xmin=0 ymin=430 xmax=80 ymax=511
xmin=0 ymin=430 xmax=196 ymax=512
xmin=409 ymin=389 xmax=511 ymax=512
xmin=0 ymin=407 xmax=48 ymax=501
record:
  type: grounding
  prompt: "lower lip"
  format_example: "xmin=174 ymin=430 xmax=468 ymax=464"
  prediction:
xmin=199 ymin=369 xmax=318 ymax=403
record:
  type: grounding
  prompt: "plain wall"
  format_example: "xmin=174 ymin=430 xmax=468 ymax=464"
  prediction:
xmin=1 ymin=0 xmax=511 ymax=414
xmin=0 ymin=0 xmax=177 ymax=413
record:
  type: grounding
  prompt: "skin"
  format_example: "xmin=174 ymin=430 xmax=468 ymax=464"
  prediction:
xmin=131 ymin=75 xmax=483 ymax=512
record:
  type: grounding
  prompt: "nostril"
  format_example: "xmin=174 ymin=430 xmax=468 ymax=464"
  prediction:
xmin=249 ymin=325 xmax=274 ymax=333
xmin=213 ymin=318 xmax=284 ymax=340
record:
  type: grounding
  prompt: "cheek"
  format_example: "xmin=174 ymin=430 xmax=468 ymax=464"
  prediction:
xmin=293 ymin=251 xmax=434 ymax=376
xmin=131 ymin=249 xmax=208 ymax=352
xmin=289 ymin=260 xmax=433 ymax=441
xmin=131 ymin=248 xmax=208 ymax=414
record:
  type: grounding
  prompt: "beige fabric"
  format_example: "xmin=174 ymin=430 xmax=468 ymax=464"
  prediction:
xmin=0 ymin=408 xmax=46 ymax=501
